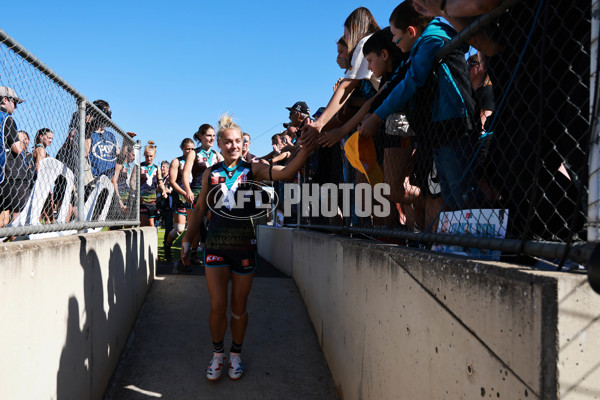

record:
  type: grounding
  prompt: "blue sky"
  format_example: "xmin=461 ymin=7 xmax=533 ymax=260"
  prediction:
xmin=1 ymin=1 xmax=397 ymax=163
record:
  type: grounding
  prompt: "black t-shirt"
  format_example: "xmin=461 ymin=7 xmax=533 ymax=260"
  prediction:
xmin=56 ymin=111 xmax=95 ymax=173
xmin=3 ymin=115 xmax=29 ymax=180
xmin=475 ymin=85 xmax=494 ymax=112
xmin=3 ymin=115 xmax=18 ymax=148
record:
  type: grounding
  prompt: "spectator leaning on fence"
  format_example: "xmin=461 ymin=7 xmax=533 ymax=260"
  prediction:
xmin=468 ymin=52 xmax=494 ymax=132
xmin=467 ymin=51 xmax=498 ymax=202
xmin=271 ymin=133 xmax=283 ymax=153
xmin=302 ymin=7 xmax=380 ymax=183
xmin=0 ymin=86 xmax=26 ymax=228
xmin=360 ymin=2 xmax=481 ymax=216
xmin=336 ymin=36 xmax=351 ymax=72
xmin=303 ymin=6 xmax=380 ymax=139
xmin=412 ymin=0 xmax=591 ymax=240
xmin=322 ymin=27 xmax=419 ymax=230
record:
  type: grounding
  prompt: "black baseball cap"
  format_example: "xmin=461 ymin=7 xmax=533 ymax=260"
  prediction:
xmin=286 ymin=101 xmax=309 ymax=115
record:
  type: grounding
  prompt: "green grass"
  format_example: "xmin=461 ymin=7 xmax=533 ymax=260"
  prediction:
xmin=157 ymin=228 xmax=184 ymax=263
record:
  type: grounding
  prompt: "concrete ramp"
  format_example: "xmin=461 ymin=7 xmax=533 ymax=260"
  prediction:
xmin=103 ymin=273 xmax=338 ymax=399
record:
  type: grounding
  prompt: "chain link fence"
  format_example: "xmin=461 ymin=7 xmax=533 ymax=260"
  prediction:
xmin=270 ymin=0 xmax=599 ymax=269
xmin=0 ymin=29 xmax=139 ymax=240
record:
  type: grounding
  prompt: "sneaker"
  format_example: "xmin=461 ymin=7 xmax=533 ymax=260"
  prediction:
xmin=206 ymin=352 xmax=225 ymax=381
xmin=163 ymin=241 xmax=172 ymax=262
xmin=228 ymin=352 xmax=244 ymax=380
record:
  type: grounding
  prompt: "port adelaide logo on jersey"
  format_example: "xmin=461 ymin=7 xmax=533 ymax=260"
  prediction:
xmin=208 ymin=175 xmax=278 ymax=221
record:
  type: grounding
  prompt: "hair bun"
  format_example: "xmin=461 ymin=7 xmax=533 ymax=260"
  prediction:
xmin=217 ymin=113 xmax=241 ymax=135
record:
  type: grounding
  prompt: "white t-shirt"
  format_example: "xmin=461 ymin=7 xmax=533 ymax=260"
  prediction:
xmin=344 ymin=34 xmax=380 ymax=90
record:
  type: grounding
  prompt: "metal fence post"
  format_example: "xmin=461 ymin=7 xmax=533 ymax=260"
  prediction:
xmin=296 ymin=172 xmax=301 ymax=227
xmin=590 ymin=0 xmax=600 ymax=243
xmin=136 ymin=140 xmax=141 ymax=225
xmin=77 ymin=100 xmax=86 ymax=225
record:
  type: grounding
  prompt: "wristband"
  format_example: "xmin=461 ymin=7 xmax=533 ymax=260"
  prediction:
xmin=182 ymin=241 xmax=191 ymax=255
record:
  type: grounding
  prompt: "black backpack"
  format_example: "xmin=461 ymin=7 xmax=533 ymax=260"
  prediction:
xmin=409 ymin=38 xmax=478 ymax=148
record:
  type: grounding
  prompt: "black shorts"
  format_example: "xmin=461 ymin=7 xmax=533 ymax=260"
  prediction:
xmin=174 ymin=194 xmax=187 ymax=215
xmin=140 ymin=203 xmax=158 ymax=218
xmin=204 ymin=250 xmax=257 ymax=275
xmin=0 ymin=179 xmax=30 ymax=212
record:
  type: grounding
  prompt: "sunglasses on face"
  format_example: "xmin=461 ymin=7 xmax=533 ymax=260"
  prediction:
xmin=468 ymin=61 xmax=480 ymax=70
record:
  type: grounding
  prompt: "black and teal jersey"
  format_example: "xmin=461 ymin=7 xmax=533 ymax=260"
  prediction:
xmin=191 ymin=147 xmax=218 ymax=190
xmin=205 ymin=160 xmax=257 ymax=253
xmin=174 ymin=155 xmax=188 ymax=188
xmin=140 ymin=162 xmax=159 ymax=204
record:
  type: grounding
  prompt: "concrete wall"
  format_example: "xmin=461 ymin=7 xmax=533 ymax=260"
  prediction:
xmin=0 ymin=227 xmax=156 ymax=400
xmin=257 ymin=226 xmax=600 ymax=400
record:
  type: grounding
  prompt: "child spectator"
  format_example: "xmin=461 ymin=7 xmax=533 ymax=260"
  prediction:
xmin=332 ymin=37 xmax=351 ymax=94
xmin=467 ymin=52 xmax=494 ymax=132
xmin=336 ymin=36 xmax=350 ymax=71
xmin=323 ymin=27 xmax=420 ymax=229
xmin=467 ymin=52 xmax=497 ymax=201
xmin=360 ymin=2 xmax=480 ymax=216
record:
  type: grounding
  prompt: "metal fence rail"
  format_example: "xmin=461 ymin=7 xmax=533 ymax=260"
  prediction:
xmin=0 ymin=28 xmax=139 ymax=240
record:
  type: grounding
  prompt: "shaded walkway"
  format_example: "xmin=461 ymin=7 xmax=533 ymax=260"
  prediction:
xmin=103 ymin=260 xmax=337 ymax=400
